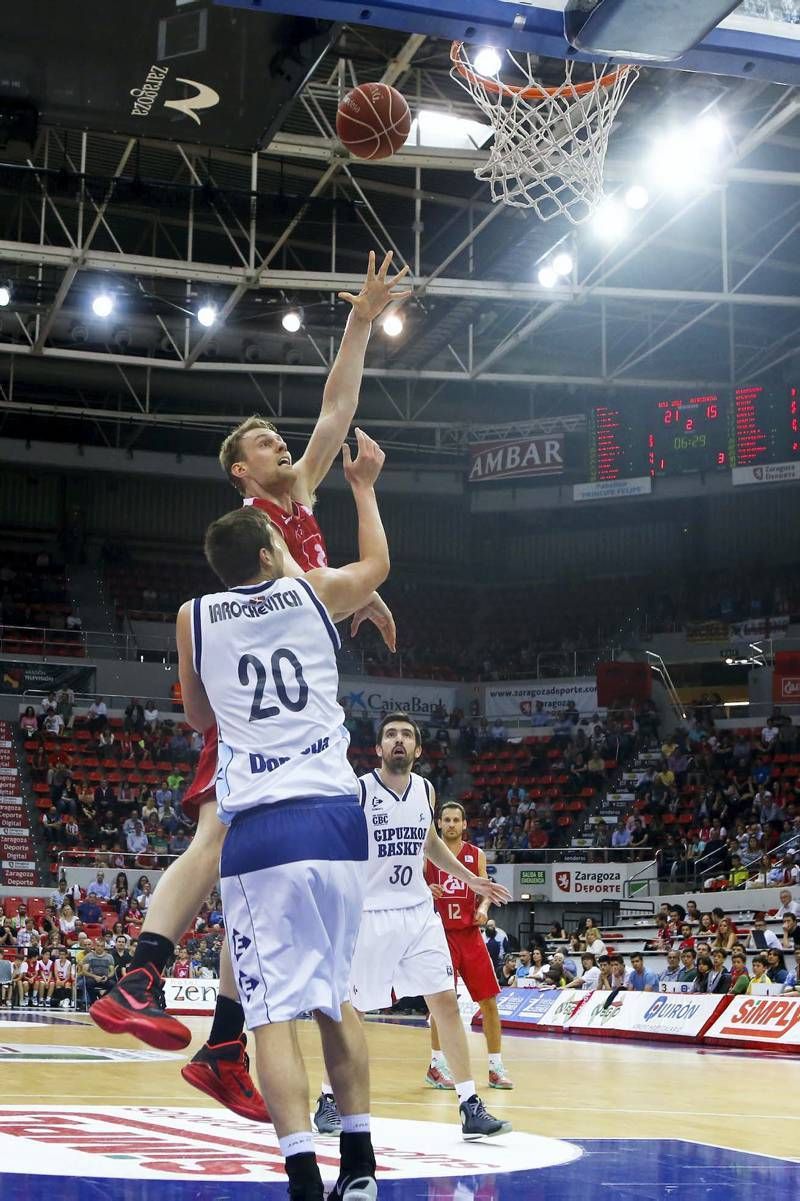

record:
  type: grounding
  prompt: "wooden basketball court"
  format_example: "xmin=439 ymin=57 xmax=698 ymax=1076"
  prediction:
xmin=0 ymin=1011 xmax=797 ymax=1200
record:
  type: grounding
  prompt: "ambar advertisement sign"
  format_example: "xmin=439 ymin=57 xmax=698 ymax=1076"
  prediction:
xmin=468 ymin=436 xmax=565 ymax=483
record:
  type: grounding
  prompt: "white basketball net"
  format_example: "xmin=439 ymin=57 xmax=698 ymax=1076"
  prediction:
xmin=450 ymin=45 xmax=639 ymax=224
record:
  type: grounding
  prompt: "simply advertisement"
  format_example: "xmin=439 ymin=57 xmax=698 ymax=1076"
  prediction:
xmin=704 ymin=995 xmax=800 ymax=1049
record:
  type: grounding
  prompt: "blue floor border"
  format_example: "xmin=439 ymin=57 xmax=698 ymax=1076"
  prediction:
xmin=1 ymin=1139 xmax=798 ymax=1200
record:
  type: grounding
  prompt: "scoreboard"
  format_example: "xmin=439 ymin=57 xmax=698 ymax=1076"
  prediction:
xmin=588 ymin=385 xmax=800 ymax=481
xmin=648 ymin=393 xmax=728 ymax=476
xmin=730 ymin=385 xmax=800 ymax=467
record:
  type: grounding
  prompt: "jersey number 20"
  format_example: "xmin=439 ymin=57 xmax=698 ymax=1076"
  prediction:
xmin=238 ymin=650 xmax=308 ymax=722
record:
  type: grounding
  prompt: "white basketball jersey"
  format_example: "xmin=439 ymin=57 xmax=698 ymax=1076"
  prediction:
xmin=358 ymin=769 xmax=435 ymax=911
xmin=192 ymin=577 xmax=358 ymax=821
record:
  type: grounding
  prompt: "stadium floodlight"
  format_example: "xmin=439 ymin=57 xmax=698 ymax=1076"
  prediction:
xmin=91 ymin=292 xmax=114 ymax=318
xmin=0 ymin=286 xmax=10 ymax=307
xmin=552 ymin=251 xmax=574 ymax=277
xmin=281 ymin=309 xmax=303 ymax=334
xmin=537 ymin=264 xmax=558 ymax=289
xmin=695 ymin=113 xmax=726 ymax=148
xmin=592 ymin=197 xmax=627 ymax=241
xmin=197 ymin=303 xmax=217 ymax=328
xmin=382 ymin=312 xmax=404 ymax=338
xmin=625 ymin=184 xmax=649 ymax=210
xmin=474 ymin=47 xmax=502 ymax=77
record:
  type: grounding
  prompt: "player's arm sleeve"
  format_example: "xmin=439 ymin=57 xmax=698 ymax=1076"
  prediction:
xmin=293 ymin=313 xmax=372 ymax=503
xmin=176 ymin=602 xmax=216 ymax=733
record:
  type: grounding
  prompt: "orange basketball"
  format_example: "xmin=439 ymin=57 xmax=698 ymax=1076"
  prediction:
xmin=336 ymin=83 xmax=411 ymax=160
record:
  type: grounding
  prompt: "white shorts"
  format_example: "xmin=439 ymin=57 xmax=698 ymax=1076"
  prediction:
xmin=349 ymin=898 xmax=454 ymax=1012
xmin=220 ymin=796 xmax=367 ymax=1028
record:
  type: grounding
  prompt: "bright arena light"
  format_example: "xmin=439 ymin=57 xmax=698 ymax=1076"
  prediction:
xmin=197 ymin=304 xmax=217 ymax=328
xmin=91 ymin=292 xmax=114 ymax=318
xmin=382 ymin=312 xmax=404 ymax=338
xmin=552 ymin=252 xmax=574 ymax=277
xmin=695 ymin=113 xmax=726 ymax=148
xmin=592 ymin=197 xmax=627 ymax=241
xmin=625 ymin=184 xmax=650 ymax=210
xmin=537 ymin=264 xmax=558 ymax=289
xmin=282 ymin=310 xmax=302 ymax=333
xmin=0 ymin=286 xmax=10 ymax=307
xmin=474 ymin=46 xmax=502 ymax=77
xmin=648 ymin=119 xmax=726 ymax=191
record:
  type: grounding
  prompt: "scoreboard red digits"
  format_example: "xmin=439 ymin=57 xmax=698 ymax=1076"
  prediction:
xmin=731 ymin=384 xmax=800 ymax=466
xmin=648 ymin=394 xmax=728 ymax=476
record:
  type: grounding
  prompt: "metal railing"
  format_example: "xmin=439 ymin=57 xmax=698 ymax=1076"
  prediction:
xmin=0 ymin=623 xmax=176 ymax=664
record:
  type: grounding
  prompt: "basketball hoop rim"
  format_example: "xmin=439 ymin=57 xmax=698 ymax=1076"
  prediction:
xmin=450 ymin=41 xmax=633 ymax=99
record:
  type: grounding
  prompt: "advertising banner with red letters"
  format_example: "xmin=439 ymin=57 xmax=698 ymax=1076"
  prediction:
xmin=704 ymin=995 xmax=800 ymax=1051
xmin=772 ymin=650 xmax=800 ymax=706
xmin=468 ymin=435 xmax=565 ymax=483
xmin=0 ymin=723 xmax=38 ymax=885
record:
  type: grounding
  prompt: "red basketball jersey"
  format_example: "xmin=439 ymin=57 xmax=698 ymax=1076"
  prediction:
xmin=243 ymin=496 xmax=328 ymax=571
xmin=185 ymin=493 xmax=330 ymax=806
xmin=425 ymin=841 xmax=482 ymax=931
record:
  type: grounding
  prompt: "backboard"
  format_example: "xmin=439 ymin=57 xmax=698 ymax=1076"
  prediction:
xmin=216 ymin=0 xmax=800 ymax=85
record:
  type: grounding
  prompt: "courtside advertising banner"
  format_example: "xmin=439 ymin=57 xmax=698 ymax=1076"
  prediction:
xmin=163 ymin=978 xmax=219 ymax=1014
xmin=484 ymin=678 xmax=598 ymax=719
xmin=704 ymin=995 xmax=800 ymax=1051
xmin=565 ymin=991 xmax=726 ymax=1041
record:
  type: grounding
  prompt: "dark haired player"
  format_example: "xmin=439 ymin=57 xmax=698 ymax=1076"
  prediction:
xmin=349 ymin=712 xmax=512 ymax=1138
xmin=425 ymin=803 xmax=513 ymax=1090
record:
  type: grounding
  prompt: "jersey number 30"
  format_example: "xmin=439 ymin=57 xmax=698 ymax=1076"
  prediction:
xmin=238 ymin=650 xmax=308 ymax=722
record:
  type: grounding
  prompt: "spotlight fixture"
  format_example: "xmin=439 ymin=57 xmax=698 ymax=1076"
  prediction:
xmin=69 ymin=322 xmax=88 ymax=345
xmin=197 ymin=303 xmax=217 ymax=328
xmin=474 ymin=46 xmax=502 ymax=76
xmin=537 ymin=264 xmax=558 ymax=289
xmin=625 ymin=184 xmax=650 ymax=210
xmin=592 ymin=197 xmax=627 ymax=241
xmin=382 ymin=312 xmax=404 ymax=338
xmin=282 ymin=309 xmax=302 ymax=334
xmin=552 ymin=251 xmax=574 ymax=277
xmin=242 ymin=341 xmax=261 ymax=364
xmin=92 ymin=292 xmax=114 ymax=318
xmin=0 ymin=286 xmax=10 ymax=307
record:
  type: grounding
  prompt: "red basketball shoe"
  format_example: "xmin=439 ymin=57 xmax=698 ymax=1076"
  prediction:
xmin=90 ymin=966 xmax=191 ymax=1051
xmin=181 ymin=1034 xmax=270 ymax=1123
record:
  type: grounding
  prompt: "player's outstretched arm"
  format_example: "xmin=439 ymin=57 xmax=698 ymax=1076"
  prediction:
xmin=306 ymin=428 xmax=390 ymax=617
xmin=292 ymin=251 xmax=411 ymax=505
xmin=423 ymin=789 xmax=512 ymax=908
xmin=176 ymin=602 xmax=217 ymax=733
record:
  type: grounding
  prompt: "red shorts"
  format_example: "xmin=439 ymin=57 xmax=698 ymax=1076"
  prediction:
xmin=443 ymin=926 xmax=500 ymax=1003
xmin=182 ymin=727 xmax=218 ymax=822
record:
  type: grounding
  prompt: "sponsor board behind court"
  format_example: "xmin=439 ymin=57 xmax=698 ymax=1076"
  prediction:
xmin=704 ymin=995 xmax=800 ymax=1050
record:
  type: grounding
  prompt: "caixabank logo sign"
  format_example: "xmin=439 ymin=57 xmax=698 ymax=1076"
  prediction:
xmin=0 ymin=1108 xmax=581 ymax=1182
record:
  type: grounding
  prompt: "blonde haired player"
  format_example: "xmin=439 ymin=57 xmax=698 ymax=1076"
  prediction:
xmin=91 ymin=253 xmax=410 ymax=1127
xmin=348 ymin=712 xmax=512 ymax=1139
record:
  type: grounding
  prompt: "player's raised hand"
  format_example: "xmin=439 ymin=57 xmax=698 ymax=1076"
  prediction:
xmin=428 ymin=882 xmax=445 ymax=900
xmin=338 ymin=250 xmax=412 ymax=323
xmin=470 ymin=878 xmax=512 ymax=907
xmin=342 ymin=427 xmax=385 ymax=490
xmin=351 ymin=592 xmax=397 ymax=653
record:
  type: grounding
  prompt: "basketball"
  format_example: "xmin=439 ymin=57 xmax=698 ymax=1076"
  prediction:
xmin=336 ymin=83 xmax=411 ymax=160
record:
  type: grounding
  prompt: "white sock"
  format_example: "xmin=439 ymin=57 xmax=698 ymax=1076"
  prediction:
xmin=455 ymin=1079 xmax=476 ymax=1105
xmin=341 ymin=1113 xmax=371 ymax=1134
xmin=321 ymin=1081 xmax=334 ymax=1097
xmin=430 ymin=1051 xmax=446 ymax=1069
xmin=488 ymin=1054 xmax=503 ymax=1072
xmin=279 ymin=1131 xmax=315 ymax=1160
